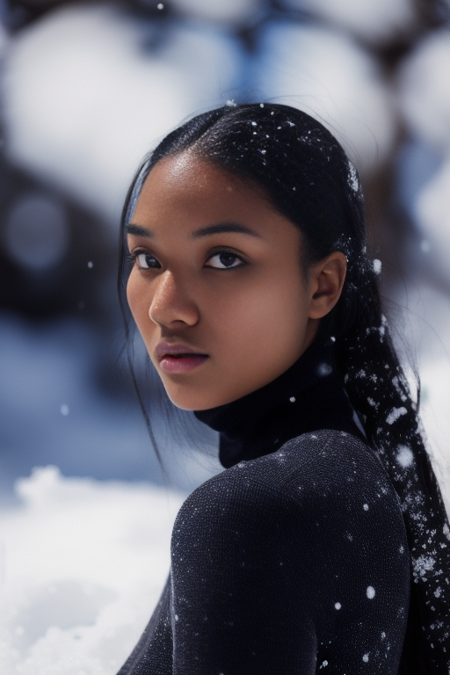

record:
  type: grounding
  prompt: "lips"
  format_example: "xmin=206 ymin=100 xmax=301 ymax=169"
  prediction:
xmin=156 ymin=342 xmax=208 ymax=374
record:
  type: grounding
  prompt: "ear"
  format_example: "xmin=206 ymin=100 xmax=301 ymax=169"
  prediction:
xmin=308 ymin=252 xmax=347 ymax=319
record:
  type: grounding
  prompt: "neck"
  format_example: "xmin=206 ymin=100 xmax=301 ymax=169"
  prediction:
xmin=194 ymin=339 xmax=364 ymax=468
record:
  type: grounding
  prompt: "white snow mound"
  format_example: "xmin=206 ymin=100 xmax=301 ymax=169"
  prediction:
xmin=0 ymin=466 xmax=184 ymax=674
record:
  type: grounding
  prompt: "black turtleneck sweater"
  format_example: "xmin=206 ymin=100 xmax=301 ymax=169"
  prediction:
xmin=118 ymin=341 xmax=410 ymax=674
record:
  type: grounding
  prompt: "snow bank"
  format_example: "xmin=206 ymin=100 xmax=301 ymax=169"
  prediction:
xmin=0 ymin=467 xmax=184 ymax=674
xmin=253 ymin=22 xmax=395 ymax=174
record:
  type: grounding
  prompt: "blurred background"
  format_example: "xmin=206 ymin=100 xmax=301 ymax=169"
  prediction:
xmin=0 ymin=0 xmax=450 ymax=494
xmin=1 ymin=0 xmax=450 ymax=499
xmin=0 ymin=0 xmax=450 ymax=671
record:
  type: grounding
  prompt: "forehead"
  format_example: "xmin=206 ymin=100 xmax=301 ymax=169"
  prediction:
xmin=131 ymin=152 xmax=273 ymax=225
xmin=128 ymin=152 xmax=304 ymax=256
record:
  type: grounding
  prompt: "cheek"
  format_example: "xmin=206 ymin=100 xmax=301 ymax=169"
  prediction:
xmin=195 ymin=279 xmax=308 ymax=407
xmin=213 ymin=276 xmax=308 ymax=367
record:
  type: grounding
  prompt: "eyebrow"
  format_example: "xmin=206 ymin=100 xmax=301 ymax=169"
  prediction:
xmin=127 ymin=222 xmax=262 ymax=239
xmin=191 ymin=223 xmax=261 ymax=239
xmin=126 ymin=223 xmax=153 ymax=238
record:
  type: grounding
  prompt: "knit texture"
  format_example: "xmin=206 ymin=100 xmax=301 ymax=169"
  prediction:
xmin=118 ymin=342 xmax=416 ymax=674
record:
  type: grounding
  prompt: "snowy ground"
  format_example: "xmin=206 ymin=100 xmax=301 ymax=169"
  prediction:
xmin=0 ymin=468 xmax=184 ymax=674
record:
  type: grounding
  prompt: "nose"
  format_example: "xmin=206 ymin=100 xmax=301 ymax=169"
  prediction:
xmin=149 ymin=270 xmax=199 ymax=328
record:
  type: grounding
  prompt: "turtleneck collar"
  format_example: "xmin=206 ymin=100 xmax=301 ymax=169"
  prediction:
xmin=194 ymin=338 xmax=364 ymax=468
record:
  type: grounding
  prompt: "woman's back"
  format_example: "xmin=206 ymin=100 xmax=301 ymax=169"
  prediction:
xmin=119 ymin=343 xmax=411 ymax=673
xmin=120 ymin=433 xmax=410 ymax=673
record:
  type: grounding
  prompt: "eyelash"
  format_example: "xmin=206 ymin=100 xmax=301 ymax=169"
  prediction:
xmin=128 ymin=251 xmax=161 ymax=269
xmin=205 ymin=250 xmax=246 ymax=270
xmin=128 ymin=249 xmax=246 ymax=271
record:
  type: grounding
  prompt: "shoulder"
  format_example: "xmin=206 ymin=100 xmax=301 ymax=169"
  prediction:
xmin=169 ymin=435 xmax=410 ymax=671
xmin=174 ymin=430 xmax=402 ymax=536
xmin=172 ymin=430 xmax=409 ymax=612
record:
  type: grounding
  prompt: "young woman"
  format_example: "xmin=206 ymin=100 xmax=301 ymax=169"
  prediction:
xmin=117 ymin=104 xmax=450 ymax=674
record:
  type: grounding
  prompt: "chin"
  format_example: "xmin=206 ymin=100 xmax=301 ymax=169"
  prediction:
xmin=165 ymin=385 xmax=232 ymax=412
xmin=165 ymin=388 xmax=211 ymax=412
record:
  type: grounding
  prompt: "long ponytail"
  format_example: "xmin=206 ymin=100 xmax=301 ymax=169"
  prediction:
xmin=338 ymin=263 xmax=450 ymax=670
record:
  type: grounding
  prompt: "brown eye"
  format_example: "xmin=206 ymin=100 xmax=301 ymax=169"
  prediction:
xmin=136 ymin=253 xmax=161 ymax=269
xmin=206 ymin=252 xmax=244 ymax=269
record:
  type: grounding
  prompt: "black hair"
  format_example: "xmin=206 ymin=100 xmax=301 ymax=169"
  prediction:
xmin=118 ymin=103 xmax=450 ymax=670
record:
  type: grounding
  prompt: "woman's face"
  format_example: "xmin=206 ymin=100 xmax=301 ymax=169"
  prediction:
xmin=126 ymin=152 xmax=322 ymax=411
